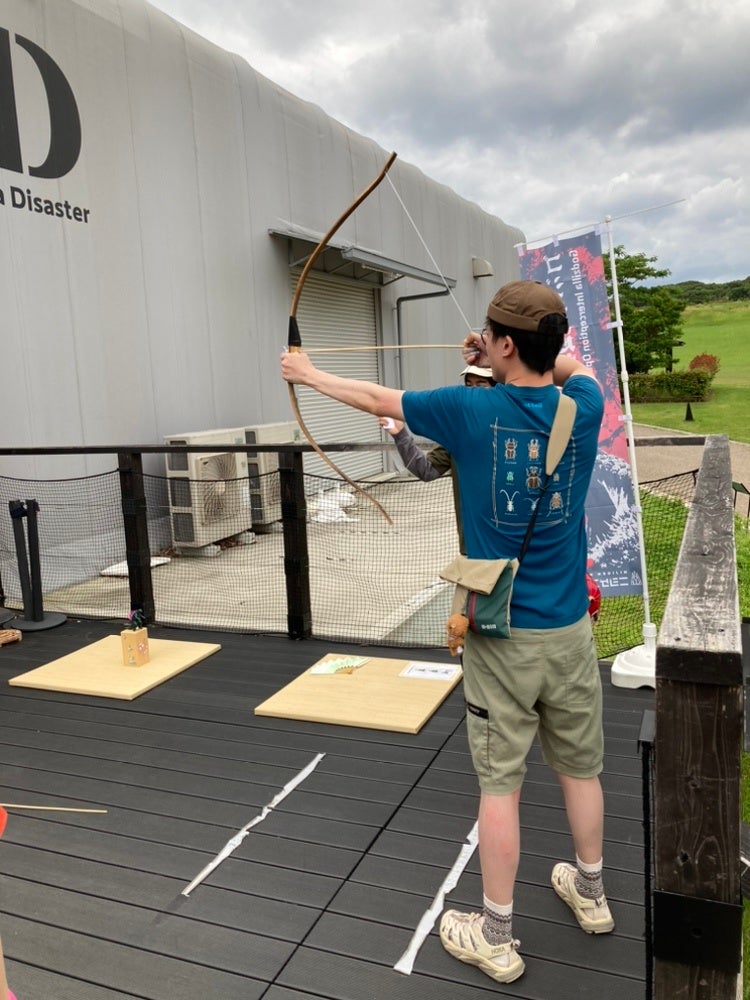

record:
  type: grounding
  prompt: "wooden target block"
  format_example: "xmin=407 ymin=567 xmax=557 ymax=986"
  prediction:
xmin=8 ymin=635 xmax=220 ymax=700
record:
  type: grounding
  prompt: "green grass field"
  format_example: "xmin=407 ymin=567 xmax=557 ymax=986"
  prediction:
xmin=630 ymin=300 xmax=750 ymax=442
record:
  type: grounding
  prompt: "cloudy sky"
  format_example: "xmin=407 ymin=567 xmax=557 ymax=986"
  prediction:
xmin=149 ymin=0 xmax=749 ymax=285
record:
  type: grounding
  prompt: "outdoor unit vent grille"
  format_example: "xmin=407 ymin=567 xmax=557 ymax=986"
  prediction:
xmin=163 ymin=427 xmax=250 ymax=547
xmin=247 ymin=457 xmax=283 ymax=525
xmin=242 ymin=422 xmax=300 ymax=525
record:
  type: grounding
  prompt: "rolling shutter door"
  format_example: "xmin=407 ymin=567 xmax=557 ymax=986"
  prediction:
xmin=290 ymin=270 xmax=384 ymax=482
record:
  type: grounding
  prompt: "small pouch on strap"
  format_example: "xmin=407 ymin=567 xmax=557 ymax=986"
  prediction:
xmin=440 ymin=555 xmax=519 ymax=639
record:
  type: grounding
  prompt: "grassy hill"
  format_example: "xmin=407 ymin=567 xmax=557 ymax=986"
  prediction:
xmin=630 ymin=300 xmax=750 ymax=443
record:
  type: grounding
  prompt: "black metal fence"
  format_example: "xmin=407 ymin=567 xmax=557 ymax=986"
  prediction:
xmin=0 ymin=442 xmax=698 ymax=655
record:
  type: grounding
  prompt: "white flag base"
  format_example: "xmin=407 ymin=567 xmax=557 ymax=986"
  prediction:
xmin=611 ymin=623 xmax=657 ymax=689
xmin=611 ymin=645 xmax=655 ymax=688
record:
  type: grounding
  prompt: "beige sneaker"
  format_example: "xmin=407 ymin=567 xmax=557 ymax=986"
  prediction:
xmin=551 ymin=862 xmax=614 ymax=933
xmin=439 ymin=910 xmax=525 ymax=983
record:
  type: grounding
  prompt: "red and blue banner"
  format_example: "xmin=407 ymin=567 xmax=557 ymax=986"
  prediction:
xmin=519 ymin=230 xmax=642 ymax=596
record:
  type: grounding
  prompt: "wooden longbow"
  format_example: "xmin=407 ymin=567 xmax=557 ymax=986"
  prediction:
xmin=287 ymin=151 xmax=398 ymax=526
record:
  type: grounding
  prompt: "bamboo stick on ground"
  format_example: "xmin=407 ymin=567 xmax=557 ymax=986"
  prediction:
xmin=0 ymin=804 xmax=108 ymax=814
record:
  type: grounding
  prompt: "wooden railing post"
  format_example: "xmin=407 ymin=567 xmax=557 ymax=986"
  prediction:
xmin=653 ymin=435 xmax=743 ymax=998
xmin=117 ymin=451 xmax=155 ymax=623
xmin=278 ymin=450 xmax=311 ymax=639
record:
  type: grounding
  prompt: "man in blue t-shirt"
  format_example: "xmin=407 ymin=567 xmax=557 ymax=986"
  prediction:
xmin=281 ymin=280 xmax=609 ymax=985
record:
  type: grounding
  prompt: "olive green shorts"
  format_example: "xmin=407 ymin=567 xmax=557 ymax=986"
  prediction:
xmin=462 ymin=613 xmax=603 ymax=795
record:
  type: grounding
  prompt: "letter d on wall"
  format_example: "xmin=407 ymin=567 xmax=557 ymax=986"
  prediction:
xmin=0 ymin=27 xmax=81 ymax=179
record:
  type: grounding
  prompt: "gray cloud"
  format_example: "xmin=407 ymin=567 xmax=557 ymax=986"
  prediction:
xmin=150 ymin=0 xmax=749 ymax=282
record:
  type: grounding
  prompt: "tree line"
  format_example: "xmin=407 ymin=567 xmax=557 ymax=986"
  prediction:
xmin=664 ymin=276 xmax=750 ymax=304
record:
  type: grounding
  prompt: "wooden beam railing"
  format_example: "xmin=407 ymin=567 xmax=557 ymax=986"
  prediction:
xmin=653 ymin=435 xmax=743 ymax=998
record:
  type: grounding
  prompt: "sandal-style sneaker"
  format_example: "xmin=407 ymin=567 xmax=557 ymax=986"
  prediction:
xmin=551 ymin=862 xmax=614 ymax=933
xmin=439 ymin=910 xmax=525 ymax=983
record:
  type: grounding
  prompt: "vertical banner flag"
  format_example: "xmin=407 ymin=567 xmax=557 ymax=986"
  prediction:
xmin=519 ymin=231 xmax=642 ymax=596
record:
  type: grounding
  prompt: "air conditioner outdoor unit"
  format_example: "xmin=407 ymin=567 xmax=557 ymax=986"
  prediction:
xmin=243 ymin=421 xmax=301 ymax=526
xmin=164 ymin=427 xmax=247 ymax=474
xmin=164 ymin=428 xmax=251 ymax=548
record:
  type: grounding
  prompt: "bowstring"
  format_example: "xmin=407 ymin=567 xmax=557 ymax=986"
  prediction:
xmin=384 ymin=172 xmax=476 ymax=336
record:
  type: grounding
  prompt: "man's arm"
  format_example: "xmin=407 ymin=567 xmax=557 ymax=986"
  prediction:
xmin=552 ymin=355 xmax=598 ymax=384
xmin=281 ymin=350 xmax=405 ymax=419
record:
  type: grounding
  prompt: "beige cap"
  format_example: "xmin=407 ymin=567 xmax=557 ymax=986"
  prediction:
xmin=460 ymin=365 xmax=493 ymax=379
xmin=486 ymin=280 xmax=566 ymax=332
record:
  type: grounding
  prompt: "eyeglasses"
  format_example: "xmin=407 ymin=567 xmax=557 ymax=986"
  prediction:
xmin=480 ymin=324 xmax=489 ymax=346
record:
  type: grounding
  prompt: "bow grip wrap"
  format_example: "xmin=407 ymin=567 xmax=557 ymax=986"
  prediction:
xmin=288 ymin=316 xmax=302 ymax=352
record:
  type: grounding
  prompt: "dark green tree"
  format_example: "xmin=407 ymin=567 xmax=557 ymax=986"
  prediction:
xmin=604 ymin=246 xmax=686 ymax=373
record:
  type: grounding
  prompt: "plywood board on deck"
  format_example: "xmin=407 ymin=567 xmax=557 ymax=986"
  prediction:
xmin=254 ymin=653 xmax=461 ymax=734
xmin=8 ymin=636 xmax=220 ymax=700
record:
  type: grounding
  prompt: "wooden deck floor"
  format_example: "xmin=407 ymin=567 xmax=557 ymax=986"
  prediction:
xmin=0 ymin=619 xmax=653 ymax=999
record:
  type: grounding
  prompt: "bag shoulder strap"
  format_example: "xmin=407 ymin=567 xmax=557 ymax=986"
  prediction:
xmin=545 ymin=393 xmax=577 ymax=476
xmin=518 ymin=393 xmax=577 ymax=564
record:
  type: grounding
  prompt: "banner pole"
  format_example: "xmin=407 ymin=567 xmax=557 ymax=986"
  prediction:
xmin=605 ymin=218 xmax=657 ymax=681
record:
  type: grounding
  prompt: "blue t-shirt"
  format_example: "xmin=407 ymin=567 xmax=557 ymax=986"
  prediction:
xmin=403 ymin=375 xmax=603 ymax=628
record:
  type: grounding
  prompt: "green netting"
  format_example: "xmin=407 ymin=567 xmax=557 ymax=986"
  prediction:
xmin=594 ymin=472 xmax=695 ymax=659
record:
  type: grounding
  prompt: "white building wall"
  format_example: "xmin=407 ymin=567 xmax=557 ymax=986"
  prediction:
xmin=0 ymin=0 xmax=524 ymax=478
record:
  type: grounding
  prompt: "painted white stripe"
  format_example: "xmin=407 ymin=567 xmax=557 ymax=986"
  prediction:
xmin=181 ymin=752 xmax=326 ymax=897
xmin=393 ymin=821 xmax=479 ymax=975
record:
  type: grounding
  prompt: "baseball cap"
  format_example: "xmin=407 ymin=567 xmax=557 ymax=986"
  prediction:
xmin=460 ymin=364 xmax=493 ymax=379
xmin=486 ymin=280 xmax=566 ymax=333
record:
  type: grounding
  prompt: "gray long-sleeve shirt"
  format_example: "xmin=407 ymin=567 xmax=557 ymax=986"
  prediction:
xmin=392 ymin=427 xmax=465 ymax=553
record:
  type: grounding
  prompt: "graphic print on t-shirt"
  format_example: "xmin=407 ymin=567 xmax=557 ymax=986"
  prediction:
xmin=489 ymin=418 xmax=574 ymax=529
